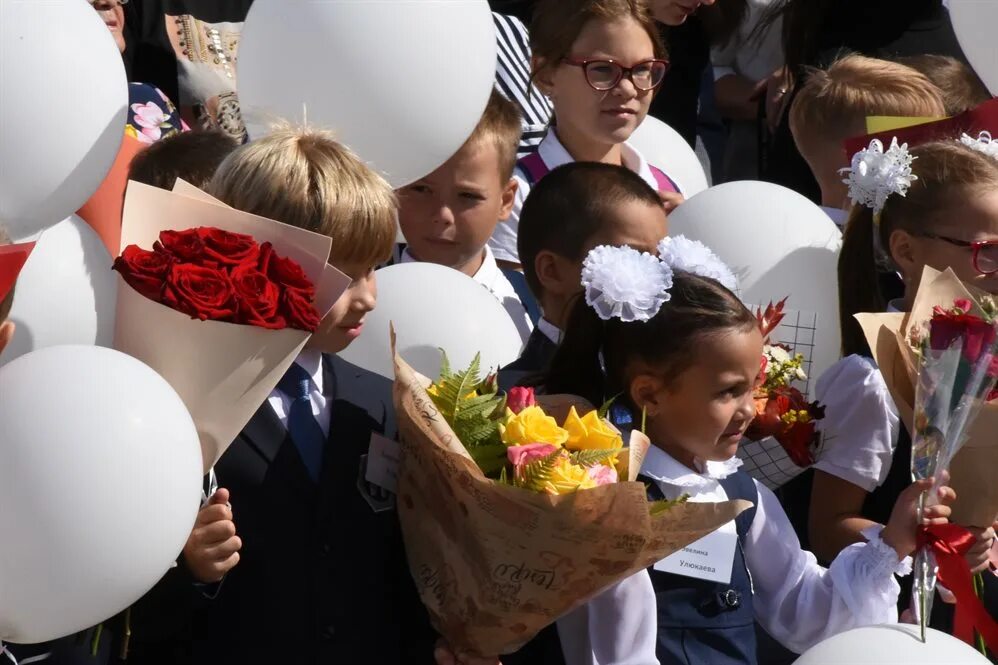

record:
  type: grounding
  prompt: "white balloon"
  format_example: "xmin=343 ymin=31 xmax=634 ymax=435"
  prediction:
xmin=237 ymin=0 xmax=496 ymax=188
xmin=339 ymin=263 xmax=524 ymax=380
xmin=0 ymin=216 xmax=117 ymax=366
xmin=629 ymin=116 xmax=710 ymax=196
xmin=950 ymin=1 xmax=998 ymax=96
xmin=797 ymin=625 xmax=989 ymax=664
xmin=0 ymin=345 xmax=203 ymax=644
xmin=0 ymin=0 xmax=127 ymax=241
xmin=667 ymin=181 xmax=842 ymax=383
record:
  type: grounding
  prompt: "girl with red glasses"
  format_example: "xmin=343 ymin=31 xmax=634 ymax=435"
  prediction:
xmin=808 ymin=139 xmax=998 ymax=639
xmin=487 ymin=0 xmax=685 ymax=273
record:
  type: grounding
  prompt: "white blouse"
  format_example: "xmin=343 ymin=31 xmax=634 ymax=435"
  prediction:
xmin=558 ymin=446 xmax=912 ymax=659
xmin=813 ymin=354 xmax=901 ymax=492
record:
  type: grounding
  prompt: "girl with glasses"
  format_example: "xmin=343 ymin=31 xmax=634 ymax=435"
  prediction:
xmin=487 ymin=0 xmax=685 ymax=272
xmin=809 ymin=139 xmax=998 ymax=639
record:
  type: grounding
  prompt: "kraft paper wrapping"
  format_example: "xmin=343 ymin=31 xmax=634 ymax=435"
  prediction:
xmin=858 ymin=267 xmax=998 ymax=527
xmin=391 ymin=340 xmax=752 ymax=656
xmin=113 ymin=181 xmax=350 ymax=472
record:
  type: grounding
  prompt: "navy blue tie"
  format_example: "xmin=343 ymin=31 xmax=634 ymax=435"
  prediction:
xmin=277 ymin=362 xmax=325 ymax=483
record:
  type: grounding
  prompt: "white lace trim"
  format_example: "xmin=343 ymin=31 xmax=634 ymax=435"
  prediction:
xmin=657 ymin=235 xmax=739 ymax=292
xmin=960 ymin=131 xmax=998 ymax=160
xmin=581 ymin=245 xmax=673 ymax=322
xmin=860 ymin=525 xmax=913 ymax=578
xmin=841 ymin=138 xmax=917 ymax=216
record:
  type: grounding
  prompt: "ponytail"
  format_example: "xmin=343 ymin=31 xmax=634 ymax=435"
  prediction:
xmin=838 ymin=206 xmax=885 ymax=357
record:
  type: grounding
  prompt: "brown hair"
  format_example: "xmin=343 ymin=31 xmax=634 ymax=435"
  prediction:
xmin=790 ymin=54 xmax=946 ymax=158
xmin=465 ymin=90 xmax=523 ymax=182
xmin=839 ymin=140 xmax=998 ymax=356
xmin=896 ymin=54 xmax=991 ymax=116
xmin=529 ymin=0 xmax=666 ymax=80
xmin=128 ymin=130 xmax=238 ymax=191
xmin=209 ymin=125 xmax=397 ymax=268
xmin=0 ymin=227 xmax=14 ymax=322
xmin=538 ymin=272 xmax=756 ymax=407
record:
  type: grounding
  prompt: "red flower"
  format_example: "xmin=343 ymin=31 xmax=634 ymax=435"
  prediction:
xmin=113 ymin=245 xmax=172 ymax=300
xmin=281 ymin=287 xmax=320 ymax=332
xmin=230 ymin=264 xmax=286 ymax=329
xmin=155 ymin=229 xmax=204 ymax=262
xmin=198 ymin=227 xmax=261 ymax=267
xmin=261 ymin=242 xmax=316 ymax=298
xmin=162 ymin=264 xmax=238 ymax=321
xmin=744 ymin=386 xmax=822 ymax=467
xmin=929 ymin=308 xmax=997 ymax=364
xmin=506 ymin=387 xmax=536 ymax=414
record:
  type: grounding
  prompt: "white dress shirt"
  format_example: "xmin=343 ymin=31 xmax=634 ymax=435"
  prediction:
xmin=400 ymin=246 xmax=533 ymax=343
xmin=710 ymin=0 xmax=784 ymax=84
xmin=536 ymin=317 xmax=561 ymax=345
xmin=266 ymin=348 xmax=331 ymax=438
xmin=557 ymin=446 xmax=911 ymax=658
xmin=488 ymin=129 xmax=684 ymax=264
xmin=821 ymin=205 xmax=850 ymax=228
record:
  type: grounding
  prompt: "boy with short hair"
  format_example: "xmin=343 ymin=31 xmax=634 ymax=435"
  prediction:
xmin=789 ymin=54 xmax=947 ymax=226
xmin=128 ymin=129 xmax=238 ymax=191
xmin=397 ymin=90 xmax=534 ymax=342
xmin=896 ymin=54 xmax=992 ymax=116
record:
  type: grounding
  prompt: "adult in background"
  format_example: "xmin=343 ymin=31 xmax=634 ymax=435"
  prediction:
xmin=493 ymin=12 xmax=554 ymax=158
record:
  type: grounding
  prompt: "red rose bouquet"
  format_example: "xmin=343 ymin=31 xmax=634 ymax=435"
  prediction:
xmin=113 ymin=180 xmax=350 ymax=471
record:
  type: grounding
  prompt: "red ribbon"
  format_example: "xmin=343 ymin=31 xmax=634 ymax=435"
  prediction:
xmin=918 ymin=524 xmax=998 ymax=649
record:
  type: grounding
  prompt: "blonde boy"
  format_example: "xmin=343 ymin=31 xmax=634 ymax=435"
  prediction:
xmin=789 ymin=54 xmax=947 ymax=224
xmin=397 ymin=90 xmax=533 ymax=342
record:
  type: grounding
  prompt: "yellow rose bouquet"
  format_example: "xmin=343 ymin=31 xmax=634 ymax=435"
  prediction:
xmin=391 ymin=336 xmax=751 ymax=657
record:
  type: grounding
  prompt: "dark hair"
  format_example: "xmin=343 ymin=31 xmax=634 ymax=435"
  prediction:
xmin=895 ymin=54 xmax=991 ymax=116
xmin=537 ymin=271 xmax=757 ymax=407
xmin=517 ymin=161 xmax=664 ymax=297
xmin=839 ymin=140 xmax=998 ymax=356
xmin=128 ymin=130 xmax=238 ymax=191
xmin=699 ymin=0 xmax=749 ymax=49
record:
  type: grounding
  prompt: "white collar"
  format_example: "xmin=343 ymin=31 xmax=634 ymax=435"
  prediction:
xmin=536 ymin=129 xmax=659 ymax=191
xmin=640 ymin=444 xmax=743 ymax=489
xmin=537 ymin=317 xmax=561 ymax=344
xmin=295 ymin=348 xmax=325 ymax=394
xmin=820 ymin=205 xmax=849 ymax=228
xmin=400 ymin=246 xmax=501 ymax=292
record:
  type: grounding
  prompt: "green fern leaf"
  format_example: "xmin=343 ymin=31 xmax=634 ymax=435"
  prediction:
xmin=513 ymin=450 xmax=562 ymax=492
xmin=649 ymin=493 xmax=690 ymax=516
xmin=471 ymin=443 xmax=511 ymax=477
xmin=597 ymin=393 xmax=622 ymax=420
xmin=569 ymin=448 xmax=623 ymax=466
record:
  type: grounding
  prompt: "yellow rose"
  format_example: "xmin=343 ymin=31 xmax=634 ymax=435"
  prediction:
xmin=500 ymin=406 xmax=569 ymax=447
xmin=542 ymin=457 xmax=598 ymax=495
xmin=563 ymin=406 xmax=622 ymax=451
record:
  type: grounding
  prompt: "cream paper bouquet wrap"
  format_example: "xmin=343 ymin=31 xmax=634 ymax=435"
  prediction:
xmin=113 ymin=180 xmax=350 ymax=472
xmin=857 ymin=266 xmax=998 ymax=527
xmin=391 ymin=335 xmax=752 ymax=656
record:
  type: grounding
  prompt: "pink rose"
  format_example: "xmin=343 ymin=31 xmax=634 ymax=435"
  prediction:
xmin=506 ymin=386 xmax=536 ymax=414
xmin=507 ymin=443 xmax=558 ymax=468
xmin=587 ymin=464 xmax=619 ymax=486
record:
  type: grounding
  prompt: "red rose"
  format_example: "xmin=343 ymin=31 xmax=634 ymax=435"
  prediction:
xmin=506 ymin=387 xmax=536 ymax=414
xmin=260 ymin=242 xmax=316 ymax=298
xmin=929 ymin=310 xmax=997 ymax=364
xmin=162 ymin=263 xmax=238 ymax=321
xmin=281 ymin=287 xmax=320 ymax=332
xmin=113 ymin=245 xmax=173 ymax=300
xmin=155 ymin=229 xmax=204 ymax=262
xmin=198 ymin=227 xmax=261 ymax=267
xmin=230 ymin=264 xmax=286 ymax=329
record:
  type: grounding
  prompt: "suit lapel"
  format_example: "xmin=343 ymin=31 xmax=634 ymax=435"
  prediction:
xmin=240 ymin=397 xmax=317 ymax=498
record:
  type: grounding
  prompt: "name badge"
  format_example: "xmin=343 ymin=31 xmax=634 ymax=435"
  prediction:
xmin=653 ymin=519 xmax=738 ymax=584
xmin=365 ymin=433 xmax=401 ymax=493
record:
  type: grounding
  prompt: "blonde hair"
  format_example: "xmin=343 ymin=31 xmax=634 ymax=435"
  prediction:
xmin=790 ymin=54 xmax=947 ymax=157
xmin=530 ymin=0 xmax=666 ymax=79
xmin=209 ymin=126 xmax=397 ymax=267
xmin=0 ymin=227 xmax=14 ymax=322
xmin=465 ymin=90 xmax=523 ymax=182
xmin=896 ymin=54 xmax=992 ymax=116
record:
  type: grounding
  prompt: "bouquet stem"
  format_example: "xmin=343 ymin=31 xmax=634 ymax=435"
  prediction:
xmin=975 ymin=572 xmax=987 ymax=656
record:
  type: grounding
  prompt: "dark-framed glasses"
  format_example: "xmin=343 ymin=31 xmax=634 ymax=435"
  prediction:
xmin=561 ymin=57 xmax=670 ymax=92
xmin=919 ymin=233 xmax=998 ymax=276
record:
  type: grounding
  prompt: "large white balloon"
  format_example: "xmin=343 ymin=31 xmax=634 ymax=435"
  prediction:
xmin=0 ymin=345 xmax=203 ymax=644
xmin=950 ymin=1 xmax=998 ymax=95
xmin=238 ymin=0 xmax=496 ymax=188
xmin=796 ymin=625 xmax=989 ymax=664
xmin=629 ymin=116 xmax=710 ymax=196
xmin=668 ymin=181 xmax=842 ymax=383
xmin=0 ymin=216 xmax=117 ymax=366
xmin=0 ymin=0 xmax=127 ymax=241
xmin=339 ymin=263 xmax=524 ymax=380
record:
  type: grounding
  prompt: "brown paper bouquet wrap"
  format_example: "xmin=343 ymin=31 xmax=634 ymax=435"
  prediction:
xmin=113 ymin=180 xmax=350 ymax=472
xmin=857 ymin=266 xmax=998 ymax=527
xmin=391 ymin=338 xmax=752 ymax=655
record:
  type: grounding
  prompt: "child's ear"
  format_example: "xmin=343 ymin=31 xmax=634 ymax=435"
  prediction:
xmin=0 ymin=321 xmax=14 ymax=357
xmin=535 ymin=250 xmax=574 ymax=296
xmin=499 ymin=178 xmax=518 ymax=219
xmin=532 ymin=56 xmax=555 ymax=98
xmin=888 ymin=229 xmax=918 ymax=281
xmin=629 ymin=373 xmax=666 ymax=418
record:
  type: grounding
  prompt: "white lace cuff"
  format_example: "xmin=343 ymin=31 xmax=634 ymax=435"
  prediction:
xmin=860 ymin=525 xmax=913 ymax=578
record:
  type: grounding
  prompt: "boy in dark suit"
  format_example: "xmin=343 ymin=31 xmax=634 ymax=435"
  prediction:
xmin=193 ymin=126 xmax=438 ymax=665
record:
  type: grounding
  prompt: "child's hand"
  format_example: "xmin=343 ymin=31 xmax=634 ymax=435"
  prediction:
xmin=658 ymin=191 xmax=685 ymax=214
xmin=433 ymin=639 xmax=501 ymax=665
xmin=965 ymin=524 xmax=997 ymax=574
xmin=183 ymin=488 xmax=242 ymax=584
xmin=881 ymin=477 xmax=956 ymax=559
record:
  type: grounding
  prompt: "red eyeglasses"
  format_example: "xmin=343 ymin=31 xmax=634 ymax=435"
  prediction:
xmin=919 ymin=233 xmax=998 ymax=276
xmin=561 ymin=58 xmax=670 ymax=92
